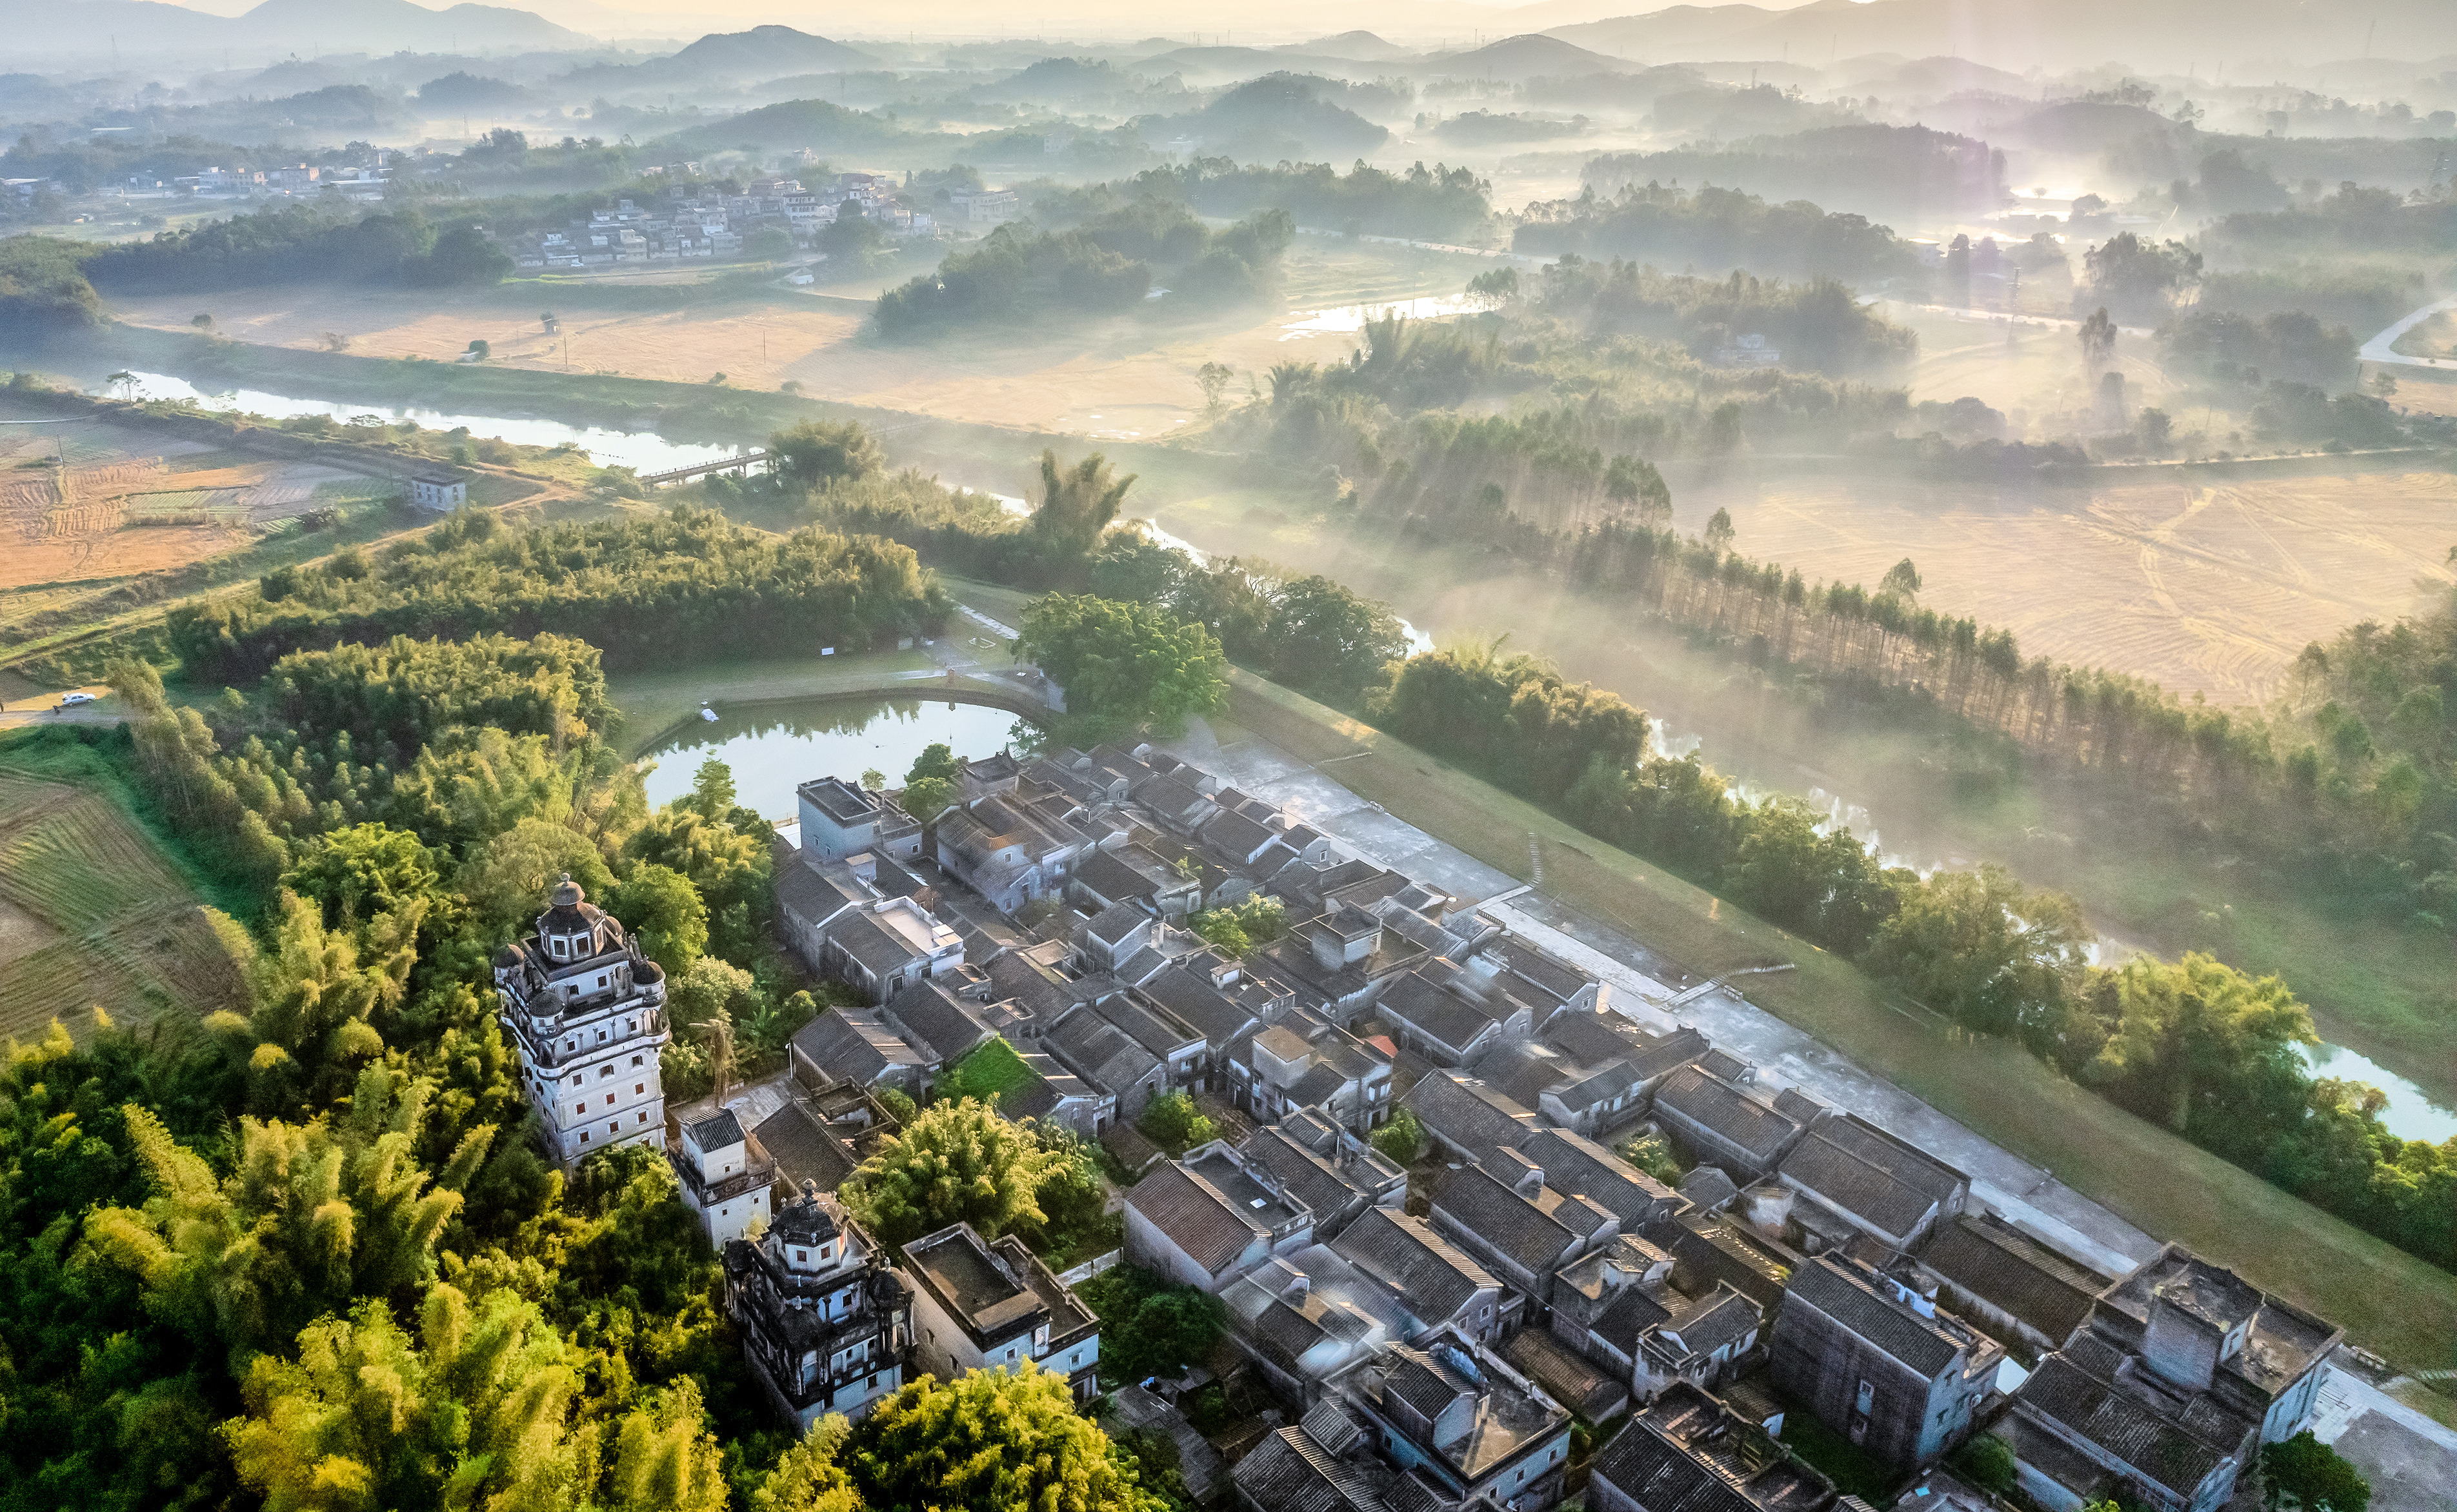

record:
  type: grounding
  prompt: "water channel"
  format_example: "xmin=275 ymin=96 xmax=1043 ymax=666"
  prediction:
xmin=115 ymin=370 xmax=757 ymax=474
xmin=637 ymin=694 xmax=1023 ymax=822
xmin=97 ymin=370 xmax=2448 ymax=1140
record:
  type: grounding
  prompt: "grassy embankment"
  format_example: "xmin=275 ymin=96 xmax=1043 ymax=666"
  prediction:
xmin=1218 ymin=667 xmax=2457 ymax=1372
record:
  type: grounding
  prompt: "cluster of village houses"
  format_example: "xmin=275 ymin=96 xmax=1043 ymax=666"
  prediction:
xmin=487 ymin=739 xmax=2346 ymax=1512
xmin=499 ymin=170 xmax=1014 ymax=270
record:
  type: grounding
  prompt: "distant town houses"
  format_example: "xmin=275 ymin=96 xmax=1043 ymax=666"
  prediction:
xmin=499 ymin=170 xmax=953 ymax=270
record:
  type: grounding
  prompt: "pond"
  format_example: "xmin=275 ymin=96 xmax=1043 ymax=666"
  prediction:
xmin=639 ymin=695 xmax=1025 ymax=821
xmin=112 ymin=370 xmax=757 ymax=475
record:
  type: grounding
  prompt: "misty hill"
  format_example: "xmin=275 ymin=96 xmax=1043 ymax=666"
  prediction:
xmin=648 ymin=96 xmax=910 ymax=155
xmin=4 ymin=0 xmax=588 ymax=62
xmin=1284 ymin=30 xmax=1409 ymax=61
xmin=1417 ymin=34 xmax=1636 ymax=81
xmin=665 ymin=25 xmax=871 ymax=76
xmin=558 ymin=25 xmax=875 ymax=97
xmin=1830 ymin=54 xmax=2032 ymax=99
xmin=975 ymin=57 xmax=1145 ymax=103
xmin=416 ymin=71 xmax=535 ymax=112
xmin=1549 ymin=0 xmax=2457 ymax=73
xmin=1582 ymin=123 xmax=2005 ymax=219
xmin=1143 ymin=74 xmax=1390 ymax=158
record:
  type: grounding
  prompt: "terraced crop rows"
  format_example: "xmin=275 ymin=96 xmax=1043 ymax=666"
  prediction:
xmin=0 ymin=771 xmax=241 ymax=1041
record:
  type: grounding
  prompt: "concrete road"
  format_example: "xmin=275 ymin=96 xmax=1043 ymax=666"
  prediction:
xmin=2361 ymin=292 xmax=2457 ymax=372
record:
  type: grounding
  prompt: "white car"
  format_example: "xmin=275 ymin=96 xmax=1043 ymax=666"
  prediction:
xmin=56 ymin=691 xmax=96 ymax=708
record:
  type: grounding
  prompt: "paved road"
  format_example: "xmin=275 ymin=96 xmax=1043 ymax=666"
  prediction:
xmin=2362 ymin=292 xmax=2457 ymax=372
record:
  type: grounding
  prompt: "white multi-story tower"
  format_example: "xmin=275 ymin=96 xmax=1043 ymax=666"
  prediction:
xmin=493 ymin=877 xmax=673 ymax=1171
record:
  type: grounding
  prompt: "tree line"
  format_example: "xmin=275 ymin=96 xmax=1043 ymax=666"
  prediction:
xmin=874 ymin=201 xmax=1292 ymax=333
xmin=1514 ymin=181 xmax=1920 ymax=286
xmin=169 ymin=504 xmax=948 ymax=683
xmin=83 ymin=201 xmax=511 ymax=293
xmin=1375 ymin=642 xmax=2457 ymax=1269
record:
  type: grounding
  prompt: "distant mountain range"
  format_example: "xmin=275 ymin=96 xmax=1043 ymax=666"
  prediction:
xmin=1544 ymin=0 xmax=2457 ymax=73
xmin=6 ymin=0 xmax=590 ymax=62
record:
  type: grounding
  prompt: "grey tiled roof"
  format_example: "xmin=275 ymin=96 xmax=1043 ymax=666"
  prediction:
xmin=1231 ymin=1426 xmax=1386 ymax=1512
xmin=686 ymin=1109 xmax=745 ymax=1149
xmin=1519 ymin=1128 xmax=1679 ymax=1225
xmin=1432 ymin=1165 xmax=1578 ymax=1282
xmin=1330 ymin=1207 xmax=1496 ymax=1326
xmin=1127 ymin=1162 xmax=1262 ymax=1275
xmin=1651 ymin=1066 xmax=1801 ymax=1163
xmin=883 ymin=980 xmax=994 ymax=1065
xmin=1783 ymin=1256 xmax=1963 ymax=1377
xmin=752 ymin=1100 xmax=856 ymax=1193
xmin=1407 ymin=1072 xmax=1538 ymax=1166
xmin=1779 ymin=1131 xmax=1939 ymax=1242
xmin=1133 ymin=964 xmax=1256 ymax=1048
xmin=2016 ymin=1353 xmax=2237 ymax=1499
xmin=1920 ymin=1215 xmax=2107 ymax=1348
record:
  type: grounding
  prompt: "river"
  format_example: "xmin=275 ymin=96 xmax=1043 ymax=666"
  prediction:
xmin=114 ymin=370 xmax=757 ymax=474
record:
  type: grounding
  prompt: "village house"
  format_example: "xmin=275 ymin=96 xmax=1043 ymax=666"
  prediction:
xmin=1769 ymin=1252 xmax=2004 ymax=1469
xmin=1587 ymin=1382 xmax=1837 ymax=1512
xmin=1125 ymin=1140 xmax=1316 ymax=1291
xmin=1336 ymin=1332 xmax=1576 ymax=1512
xmin=2000 ymin=1244 xmax=2341 ymax=1512
xmin=669 ymin=1109 xmax=772 ymax=1247
xmin=901 ymin=1221 xmax=1101 ymax=1404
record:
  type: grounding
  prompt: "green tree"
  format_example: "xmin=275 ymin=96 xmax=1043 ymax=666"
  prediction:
xmin=1950 ymin=1435 xmax=2017 ymax=1495
xmin=1019 ymin=595 xmax=1228 ymax=741
xmin=610 ymin=862 xmax=709 ymax=975
xmin=1863 ymin=864 xmax=2089 ymax=1039
xmin=770 ymin=419 xmax=884 ymax=492
xmin=85 ymin=1066 xmax=493 ymax=1359
xmin=222 ymin=890 xmax=425 ymax=1095
xmin=756 ymin=1418 xmax=862 ymax=1512
xmin=1263 ymin=575 xmax=1410 ymax=700
xmin=608 ymin=1377 xmax=731 ymax=1512
xmin=845 ymin=1098 xmax=1063 ymax=1248
xmin=223 ymin=1284 xmax=585 ymax=1512
xmin=1075 ymin=1265 xmax=1228 ymax=1384
xmin=907 ymin=741 xmax=960 ymax=784
xmin=2260 ymin=1429 xmax=2369 ymax=1512
xmin=1137 ymin=1091 xmax=1216 ymax=1153
xmin=281 ymin=822 xmax=441 ymax=928
xmin=901 ymin=775 xmax=955 ymax=821
xmin=849 ymin=1367 xmax=1161 ymax=1512
xmin=456 ymin=817 xmax=615 ymax=940
xmin=746 ymin=226 xmax=796 ymax=261
xmin=1028 ymin=450 xmax=1136 ymax=561
xmin=1370 ymin=1105 xmax=1425 ymax=1165
xmin=2086 ymin=953 xmax=2317 ymax=1138
xmin=1196 ymin=361 xmax=1234 ymax=410
xmin=625 ymin=803 xmax=772 ymax=964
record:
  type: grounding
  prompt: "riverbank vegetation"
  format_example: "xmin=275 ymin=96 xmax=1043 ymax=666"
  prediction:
xmin=874 ymin=201 xmax=1293 ymax=332
xmin=166 ymin=505 xmax=947 ymax=683
xmin=1370 ymin=637 xmax=2457 ymax=1270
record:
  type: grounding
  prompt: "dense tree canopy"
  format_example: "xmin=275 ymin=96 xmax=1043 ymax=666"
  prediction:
xmin=1018 ymin=595 xmax=1228 ymax=744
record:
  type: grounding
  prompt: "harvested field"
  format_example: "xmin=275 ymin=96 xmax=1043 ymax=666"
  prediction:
xmin=0 ymin=768 xmax=245 ymax=1041
xmin=0 ymin=400 xmax=394 ymax=592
